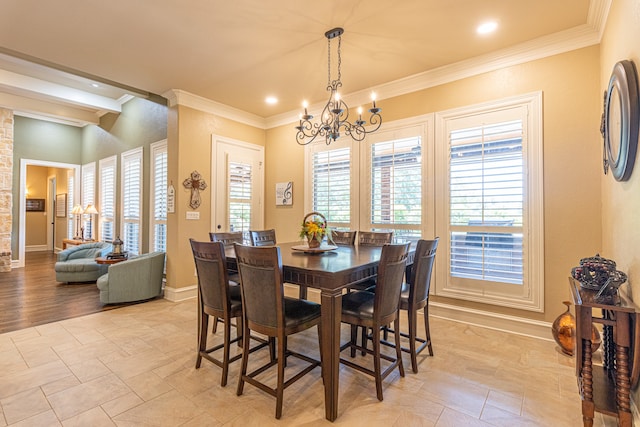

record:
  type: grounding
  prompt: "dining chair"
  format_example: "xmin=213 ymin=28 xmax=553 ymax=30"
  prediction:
xmin=339 ymin=242 xmax=410 ymax=401
xmin=358 ymin=231 xmax=394 ymax=246
xmin=234 ymin=244 xmax=322 ymax=419
xmin=331 ymin=230 xmax=357 ymax=246
xmin=249 ymin=229 xmax=277 ymax=246
xmin=190 ymin=239 xmax=268 ymax=387
xmin=208 ymin=231 xmax=244 ymax=333
xmin=382 ymin=238 xmax=439 ymax=373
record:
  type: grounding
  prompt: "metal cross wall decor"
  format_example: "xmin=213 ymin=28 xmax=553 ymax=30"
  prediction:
xmin=183 ymin=170 xmax=207 ymax=209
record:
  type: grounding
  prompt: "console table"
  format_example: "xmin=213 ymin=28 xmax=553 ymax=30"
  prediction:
xmin=569 ymin=277 xmax=640 ymax=427
xmin=62 ymin=238 xmax=94 ymax=249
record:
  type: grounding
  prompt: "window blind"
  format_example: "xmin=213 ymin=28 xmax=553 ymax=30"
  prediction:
xmin=228 ymin=160 xmax=252 ymax=234
xmin=312 ymin=147 xmax=351 ymax=226
xmin=151 ymin=141 xmax=167 ymax=252
xmin=121 ymin=149 xmax=142 ymax=255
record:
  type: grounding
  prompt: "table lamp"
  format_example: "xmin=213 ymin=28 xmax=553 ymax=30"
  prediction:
xmin=84 ymin=203 xmax=99 ymax=241
xmin=71 ymin=204 xmax=84 ymax=239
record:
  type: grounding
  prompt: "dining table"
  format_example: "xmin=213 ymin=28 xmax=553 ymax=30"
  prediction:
xmin=225 ymin=240 xmax=413 ymax=421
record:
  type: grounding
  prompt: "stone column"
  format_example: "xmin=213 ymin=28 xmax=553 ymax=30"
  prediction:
xmin=0 ymin=108 xmax=13 ymax=272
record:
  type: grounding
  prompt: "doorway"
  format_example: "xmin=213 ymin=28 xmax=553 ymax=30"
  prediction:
xmin=18 ymin=159 xmax=80 ymax=268
xmin=211 ymin=136 xmax=265 ymax=237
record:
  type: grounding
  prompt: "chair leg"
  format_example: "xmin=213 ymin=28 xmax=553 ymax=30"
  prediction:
xmin=236 ymin=316 xmax=243 ymax=348
xmin=409 ymin=307 xmax=419 ymax=373
xmin=275 ymin=336 xmax=286 ymax=419
xmin=236 ymin=323 xmax=251 ymax=396
xmin=196 ymin=312 xmax=209 ymax=369
xmin=350 ymin=325 xmax=358 ymax=358
xmin=394 ymin=317 xmax=405 ymax=378
xmin=317 ymin=322 xmax=324 ymax=384
xmin=372 ymin=327 xmax=383 ymax=401
xmin=221 ymin=316 xmax=231 ymax=387
xmin=212 ymin=316 xmax=219 ymax=333
xmin=424 ymin=305 xmax=433 ymax=356
xmin=361 ymin=326 xmax=368 ymax=356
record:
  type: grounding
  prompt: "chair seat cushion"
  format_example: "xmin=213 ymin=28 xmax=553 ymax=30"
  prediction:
xmin=229 ymin=282 xmax=242 ymax=302
xmin=341 ymin=290 xmax=375 ymax=320
xmin=400 ymin=282 xmax=410 ymax=302
xmin=55 ymin=259 xmax=102 ymax=273
xmin=284 ymin=297 xmax=321 ymax=327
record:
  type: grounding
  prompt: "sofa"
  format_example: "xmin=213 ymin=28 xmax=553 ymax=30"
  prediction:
xmin=96 ymin=252 xmax=166 ymax=304
xmin=55 ymin=242 xmax=113 ymax=283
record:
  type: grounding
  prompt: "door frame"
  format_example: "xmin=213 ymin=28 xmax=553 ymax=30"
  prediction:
xmin=17 ymin=158 xmax=80 ymax=268
xmin=210 ymin=135 xmax=265 ymax=233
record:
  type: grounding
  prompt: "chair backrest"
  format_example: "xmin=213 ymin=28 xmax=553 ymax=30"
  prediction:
xmin=408 ymin=238 xmax=439 ymax=305
xmin=190 ymin=239 xmax=231 ymax=314
xmin=249 ymin=229 xmax=277 ymax=246
xmin=374 ymin=243 xmax=410 ymax=321
xmin=234 ymin=244 xmax=284 ymax=332
xmin=358 ymin=231 xmax=393 ymax=246
xmin=331 ymin=230 xmax=357 ymax=246
xmin=209 ymin=231 xmax=244 ymax=248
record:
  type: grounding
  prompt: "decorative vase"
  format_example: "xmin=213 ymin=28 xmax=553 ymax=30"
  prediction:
xmin=307 ymin=235 xmax=321 ymax=248
xmin=552 ymin=301 xmax=576 ymax=356
xmin=551 ymin=301 xmax=601 ymax=356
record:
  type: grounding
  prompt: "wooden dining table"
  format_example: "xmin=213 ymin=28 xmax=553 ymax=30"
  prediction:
xmin=225 ymin=241 xmax=413 ymax=421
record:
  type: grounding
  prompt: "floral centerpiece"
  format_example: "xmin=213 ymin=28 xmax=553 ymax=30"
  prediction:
xmin=299 ymin=212 xmax=334 ymax=248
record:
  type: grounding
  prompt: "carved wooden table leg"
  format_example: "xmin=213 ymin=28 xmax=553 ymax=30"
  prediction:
xmin=616 ymin=343 xmax=633 ymax=426
xmin=582 ymin=338 xmax=594 ymax=427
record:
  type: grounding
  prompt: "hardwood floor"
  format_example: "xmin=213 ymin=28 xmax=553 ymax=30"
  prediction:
xmin=0 ymin=251 xmax=128 ymax=334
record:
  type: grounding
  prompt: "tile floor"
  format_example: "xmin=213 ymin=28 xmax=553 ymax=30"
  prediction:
xmin=0 ymin=297 xmax=619 ymax=426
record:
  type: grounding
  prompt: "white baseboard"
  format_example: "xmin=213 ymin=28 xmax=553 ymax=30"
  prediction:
xmin=163 ymin=284 xmax=197 ymax=302
xmin=25 ymin=245 xmax=48 ymax=252
xmin=11 ymin=259 xmax=22 ymax=268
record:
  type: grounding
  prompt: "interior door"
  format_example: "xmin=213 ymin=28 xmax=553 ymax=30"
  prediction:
xmin=213 ymin=138 xmax=264 ymax=237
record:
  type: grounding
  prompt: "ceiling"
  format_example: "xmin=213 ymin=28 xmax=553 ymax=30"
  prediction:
xmin=0 ymin=0 xmax=606 ymax=127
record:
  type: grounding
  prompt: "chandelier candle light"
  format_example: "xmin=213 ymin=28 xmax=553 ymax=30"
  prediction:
xmin=295 ymin=27 xmax=382 ymax=145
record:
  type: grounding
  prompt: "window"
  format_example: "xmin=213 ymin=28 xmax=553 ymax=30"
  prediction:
xmin=228 ymin=161 xmax=252 ymax=234
xmin=150 ymin=140 xmax=167 ymax=252
xmin=307 ymin=139 xmax=354 ymax=229
xmin=435 ymin=92 xmax=543 ymax=311
xmin=81 ymin=162 xmax=96 ymax=240
xmin=99 ymin=156 xmax=116 ymax=243
xmin=363 ymin=126 xmax=425 ymax=243
xmin=67 ymin=170 xmax=74 ymax=239
xmin=121 ymin=148 xmax=143 ymax=255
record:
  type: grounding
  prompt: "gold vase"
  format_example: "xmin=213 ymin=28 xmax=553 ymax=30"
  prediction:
xmin=552 ymin=301 xmax=576 ymax=356
xmin=551 ymin=301 xmax=601 ymax=356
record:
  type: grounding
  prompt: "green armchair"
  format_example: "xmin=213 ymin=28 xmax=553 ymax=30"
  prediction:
xmin=55 ymin=242 xmax=113 ymax=283
xmin=96 ymin=252 xmax=166 ymax=304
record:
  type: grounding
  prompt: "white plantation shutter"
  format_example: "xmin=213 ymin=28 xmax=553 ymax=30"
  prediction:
xmin=81 ymin=162 xmax=95 ymax=240
xmin=150 ymin=140 xmax=167 ymax=252
xmin=312 ymin=147 xmax=351 ymax=228
xmin=121 ymin=148 xmax=143 ymax=255
xmin=363 ymin=127 xmax=424 ymax=242
xmin=228 ymin=160 xmax=252 ymax=234
xmin=67 ymin=170 xmax=74 ymax=239
xmin=99 ymin=156 xmax=116 ymax=242
xmin=449 ymin=120 xmax=524 ymax=284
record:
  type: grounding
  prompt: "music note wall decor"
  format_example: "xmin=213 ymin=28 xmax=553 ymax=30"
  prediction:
xmin=275 ymin=182 xmax=293 ymax=206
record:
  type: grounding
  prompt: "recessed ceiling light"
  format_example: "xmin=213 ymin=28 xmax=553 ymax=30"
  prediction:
xmin=265 ymin=96 xmax=278 ymax=105
xmin=91 ymin=83 xmax=100 ymax=88
xmin=477 ymin=21 xmax=498 ymax=35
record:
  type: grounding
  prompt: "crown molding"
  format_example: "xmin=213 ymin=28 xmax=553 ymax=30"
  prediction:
xmin=163 ymin=89 xmax=267 ymax=129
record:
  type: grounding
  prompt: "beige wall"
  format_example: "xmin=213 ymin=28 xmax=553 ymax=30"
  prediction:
xmin=166 ymin=104 xmax=265 ymax=290
xmin=25 ymin=166 xmax=48 ymax=246
xmin=265 ymin=45 xmax=602 ymax=324
xmin=600 ymin=0 xmax=640 ymax=298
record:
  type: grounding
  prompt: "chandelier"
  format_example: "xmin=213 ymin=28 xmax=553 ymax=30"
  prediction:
xmin=295 ymin=27 xmax=382 ymax=145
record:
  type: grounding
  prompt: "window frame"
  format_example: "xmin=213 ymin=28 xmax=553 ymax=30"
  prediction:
xmin=121 ymin=147 xmax=143 ymax=255
xmin=434 ymin=92 xmax=544 ymax=312
xmin=149 ymin=139 xmax=167 ymax=253
xmin=66 ymin=170 xmax=75 ymax=239
xmin=99 ymin=155 xmax=117 ymax=243
xmin=81 ymin=162 xmax=96 ymax=240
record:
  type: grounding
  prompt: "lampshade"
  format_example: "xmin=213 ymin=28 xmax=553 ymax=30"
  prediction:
xmin=71 ymin=204 xmax=84 ymax=215
xmin=84 ymin=204 xmax=98 ymax=215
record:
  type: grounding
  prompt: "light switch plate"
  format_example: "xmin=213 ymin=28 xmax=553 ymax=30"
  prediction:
xmin=186 ymin=211 xmax=199 ymax=220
